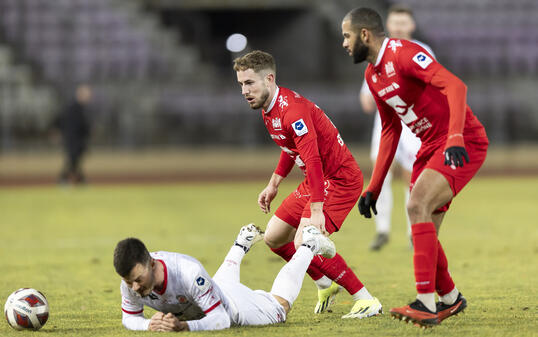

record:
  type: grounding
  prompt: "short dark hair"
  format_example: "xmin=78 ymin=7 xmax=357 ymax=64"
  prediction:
xmin=233 ymin=50 xmax=276 ymax=74
xmin=113 ymin=238 xmax=151 ymax=278
xmin=388 ymin=4 xmax=415 ymax=18
xmin=344 ymin=7 xmax=385 ymax=36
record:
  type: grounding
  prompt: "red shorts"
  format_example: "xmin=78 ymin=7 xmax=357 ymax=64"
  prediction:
xmin=410 ymin=137 xmax=489 ymax=212
xmin=275 ymin=159 xmax=362 ymax=234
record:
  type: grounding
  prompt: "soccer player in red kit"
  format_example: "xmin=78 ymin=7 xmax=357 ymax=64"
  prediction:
xmin=233 ymin=50 xmax=382 ymax=319
xmin=342 ymin=8 xmax=488 ymax=327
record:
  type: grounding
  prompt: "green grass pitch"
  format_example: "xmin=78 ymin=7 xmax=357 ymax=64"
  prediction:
xmin=0 ymin=177 xmax=536 ymax=336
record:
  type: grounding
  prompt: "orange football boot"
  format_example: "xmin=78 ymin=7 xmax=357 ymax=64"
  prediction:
xmin=390 ymin=299 xmax=439 ymax=328
xmin=437 ymin=293 xmax=467 ymax=322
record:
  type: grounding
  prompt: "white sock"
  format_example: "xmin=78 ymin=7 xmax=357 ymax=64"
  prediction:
xmin=417 ymin=293 xmax=436 ymax=312
xmin=212 ymin=246 xmax=245 ymax=284
xmin=315 ymin=276 xmax=332 ymax=290
xmin=351 ymin=287 xmax=374 ymax=301
xmin=404 ymin=188 xmax=412 ymax=238
xmin=375 ymin=171 xmax=393 ymax=234
xmin=270 ymin=246 xmax=314 ymax=306
xmin=440 ymin=287 xmax=459 ymax=305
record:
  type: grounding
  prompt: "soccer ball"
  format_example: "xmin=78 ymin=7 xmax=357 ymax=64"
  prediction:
xmin=4 ymin=288 xmax=49 ymax=330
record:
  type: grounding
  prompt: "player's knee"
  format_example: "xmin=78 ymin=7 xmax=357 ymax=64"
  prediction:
xmin=406 ymin=198 xmax=427 ymax=219
xmin=263 ymin=234 xmax=283 ymax=249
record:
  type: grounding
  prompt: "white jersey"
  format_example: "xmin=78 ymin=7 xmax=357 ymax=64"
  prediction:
xmin=120 ymin=250 xmax=286 ymax=331
xmin=120 ymin=251 xmax=233 ymax=331
xmin=360 ymin=40 xmax=434 ymax=171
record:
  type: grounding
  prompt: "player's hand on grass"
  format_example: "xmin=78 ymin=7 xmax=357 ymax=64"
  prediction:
xmin=444 ymin=146 xmax=469 ymax=167
xmin=148 ymin=312 xmax=165 ymax=331
xmin=149 ymin=312 xmax=189 ymax=332
xmin=358 ymin=192 xmax=377 ymax=218
xmin=258 ymin=185 xmax=278 ymax=214
xmin=162 ymin=313 xmax=189 ymax=332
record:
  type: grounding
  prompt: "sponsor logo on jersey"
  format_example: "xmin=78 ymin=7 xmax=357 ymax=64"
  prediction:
xmin=278 ymin=95 xmax=288 ymax=109
xmin=385 ymin=61 xmax=396 ymax=77
xmin=272 ymin=117 xmax=282 ymax=130
xmin=389 ymin=39 xmax=403 ymax=52
xmin=378 ymin=82 xmax=400 ymax=97
xmin=292 ymin=119 xmax=308 ymax=136
xmin=372 ymin=74 xmax=377 ymax=83
xmin=410 ymin=116 xmax=432 ymax=135
xmin=270 ymin=134 xmax=286 ymax=140
xmin=413 ymin=52 xmax=433 ymax=69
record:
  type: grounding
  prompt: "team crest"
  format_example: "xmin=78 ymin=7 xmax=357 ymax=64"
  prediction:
xmin=278 ymin=95 xmax=288 ymax=109
xmin=176 ymin=295 xmax=188 ymax=304
xmin=388 ymin=39 xmax=402 ymax=52
xmin=272 ymin=117 xmax=282 ymax=130
xmin=385 ymin=61 xmax=396 ymax=77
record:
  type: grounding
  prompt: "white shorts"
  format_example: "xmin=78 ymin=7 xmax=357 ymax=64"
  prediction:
xmin=370 ymin=113 xmax=421 ymax=172
xmin=215 ymin=280 xmax=286 ymax=326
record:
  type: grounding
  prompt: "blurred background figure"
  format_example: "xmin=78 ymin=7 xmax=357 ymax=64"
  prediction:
xmin=51 ymin=84 xmax=92 ymax=185
xmin=0 ymin=0 xmax=536 ymax=183
xmin=359 ymin=4 xmax=434 ymax=251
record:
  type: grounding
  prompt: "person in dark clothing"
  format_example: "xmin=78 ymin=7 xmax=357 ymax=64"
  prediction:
xmin=52 ymin=84 xmax=92 ymax=184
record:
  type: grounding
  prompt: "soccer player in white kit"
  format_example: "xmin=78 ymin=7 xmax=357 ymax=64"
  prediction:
xmin=114 ymin=224 xmax=336 ymax=332
xmin=359 ymin=5 xmax=435 ymax=250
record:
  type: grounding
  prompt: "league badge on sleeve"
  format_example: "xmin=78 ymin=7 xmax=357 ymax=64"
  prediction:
xmin=195 ymin=276 xmax=210 ymax=293
xmin=413 ymin=52 xmax=433 ymax=69
xmin=292 ymin=119 xmax=308 ymax=136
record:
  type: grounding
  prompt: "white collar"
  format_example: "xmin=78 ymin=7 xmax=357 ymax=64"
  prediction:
xmin=265 ymin=86 xmax=279 ymax=114
xmin=374 ymin=38 xmax=389 ymax=67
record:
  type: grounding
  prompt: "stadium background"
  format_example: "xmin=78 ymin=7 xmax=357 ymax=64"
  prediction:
xmin=0 ymin=1 xmax=537 ymax=336
xmin=0 ymin=0 xmax=537 ymax=184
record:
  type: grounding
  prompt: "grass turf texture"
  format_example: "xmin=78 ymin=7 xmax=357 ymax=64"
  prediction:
xmin=0 ymin=177 xmax=536 ymax=336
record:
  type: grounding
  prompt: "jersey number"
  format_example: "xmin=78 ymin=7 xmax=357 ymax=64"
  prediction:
xmin=384 ymin=95 xmax=418 ymax=125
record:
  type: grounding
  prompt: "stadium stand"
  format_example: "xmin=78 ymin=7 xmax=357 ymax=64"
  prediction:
xmin=0 ymin=0 xmax=536 ymax=149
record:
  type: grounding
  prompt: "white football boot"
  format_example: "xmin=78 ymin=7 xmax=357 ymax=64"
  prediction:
xmin=234 ymin=223 xmax=264 ymax=253
xmin=301 ymin=225 xmax=336 ymax=258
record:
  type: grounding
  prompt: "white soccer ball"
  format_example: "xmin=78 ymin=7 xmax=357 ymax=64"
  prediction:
xmin=4 ymin=288 xmax=49 ymax=330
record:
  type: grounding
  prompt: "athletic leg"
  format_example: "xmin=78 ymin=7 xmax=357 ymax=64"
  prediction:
xmin=370 ymin=170 xmax=392 ymax=250
xmin=402 ymin=168 xmax=413 ymax=240
xmin=213 ymin=224 xmax=264 ymax=284
xmin=390 ymin=168 xmax=453 ymax=326
xmin=271 ymin=226 xmax=336 ymax=314
xmin=264 ymin=215 xmax=327 ymax=283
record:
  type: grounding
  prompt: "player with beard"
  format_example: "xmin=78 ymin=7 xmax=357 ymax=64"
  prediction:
xmin=359 ymin=5 xmax=432 ymax=251
xmin=233 ymin=50 xmax=382 ymax=319
xmin=342 ymin=7 xmax=488 ymax=327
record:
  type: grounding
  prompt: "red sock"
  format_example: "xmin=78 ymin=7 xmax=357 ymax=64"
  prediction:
xmin=271 ymin=242 xmax=324 ymax=280
xmin=411 ymin=222 xmax=438 ymax=293
xmin=435 ymin=240 xmax=455 ymax=296
xmin=310 ymin=253 xmax=364 ymax=295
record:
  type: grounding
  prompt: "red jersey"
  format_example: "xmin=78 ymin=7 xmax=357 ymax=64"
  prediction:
xmin=365 ymin=38 xmax=488 ymax=196
xmin=262 ymin=86 xmax=355 ymax=202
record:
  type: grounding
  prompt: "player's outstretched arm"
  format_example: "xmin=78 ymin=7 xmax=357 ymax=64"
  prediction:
xmin=359 ymin=96 xmax=402 ymax=218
